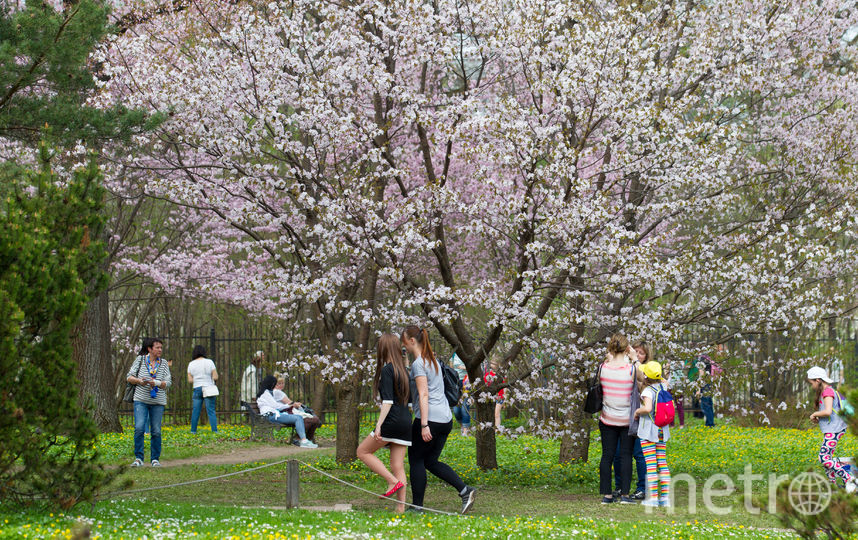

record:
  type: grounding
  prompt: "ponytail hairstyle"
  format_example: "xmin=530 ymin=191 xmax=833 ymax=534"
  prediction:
xmin=402 ymin=325 xmax=438 ymax=374
xmin=374 ymin=334 xmax=409 ymax=405
xmin=607 ymin=333 xmax=629 ymax=355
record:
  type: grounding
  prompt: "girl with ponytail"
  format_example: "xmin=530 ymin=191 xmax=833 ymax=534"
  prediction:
xmin=401 ymin=325 xmax=476 ymax=514
xmin=356 ymin=334 xmax=412 ymax=512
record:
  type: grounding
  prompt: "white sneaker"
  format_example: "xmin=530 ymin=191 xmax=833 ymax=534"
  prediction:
xmin=130 ymin=458 xmax=143 ymax=467
xmin=846 ymin=479 xmax=857 ymax=494
xmin=151 ymin=459 xmax=161 ymax=467
xmin=299 ymin=439 xmax=318 ymax=448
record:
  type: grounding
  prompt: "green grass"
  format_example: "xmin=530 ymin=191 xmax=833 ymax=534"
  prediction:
xmin=0 ymin=499 xmax=793 ymax=539
xmin=3 ymin=418 xmax=850 ymax=538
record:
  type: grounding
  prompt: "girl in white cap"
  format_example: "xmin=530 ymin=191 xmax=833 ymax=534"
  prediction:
xmin=808 ymin=366 xmax=857 ymax=492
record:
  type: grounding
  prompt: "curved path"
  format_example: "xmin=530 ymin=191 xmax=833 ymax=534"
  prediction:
xmin=159 ymin=443 xmax=332 ymax=468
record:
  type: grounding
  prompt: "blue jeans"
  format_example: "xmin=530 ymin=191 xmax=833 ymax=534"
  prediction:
xmin=701 ymin=396 xmax=715 ymax=426
xmin=134 ymin=401 xmax=164 ymax=461
xmin=615 ymin=436 xmax=646 ymax=493
xmin=452 ymin=402 xmax=471 ymax=428
xmin=267 ymin=411 xmax=306 ymax=440
xmin=191 ymin=387 xmax=218 ymax=433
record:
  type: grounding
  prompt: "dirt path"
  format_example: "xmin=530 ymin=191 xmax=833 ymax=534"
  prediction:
xmin=160 ymin=444 xmax=332 ymax=468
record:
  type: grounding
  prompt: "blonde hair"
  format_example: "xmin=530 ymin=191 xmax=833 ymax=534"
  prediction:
xmin=632 ymin=340 xmax=653 ymax=363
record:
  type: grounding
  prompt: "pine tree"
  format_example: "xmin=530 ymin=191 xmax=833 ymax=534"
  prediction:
xmin=0 ymin=0 xmax=155 ymax=504
xmin=0 ymin=0 xmax=154 ymax=147
xmin=0 ymin=144 xmax=111 ymax=507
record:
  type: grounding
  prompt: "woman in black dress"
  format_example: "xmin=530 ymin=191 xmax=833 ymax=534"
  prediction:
xmin=357 ymin=333 xmax=412 ymax=512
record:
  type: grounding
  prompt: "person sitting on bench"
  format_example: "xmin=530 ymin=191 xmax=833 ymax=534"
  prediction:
xmin=273 ymin=373 xmax=322 ymax=443
xmin=256 ymin=375 xmax=318 ymax=448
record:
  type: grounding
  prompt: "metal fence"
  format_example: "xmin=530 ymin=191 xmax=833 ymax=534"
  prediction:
xmin=121 ymin=321 xmax=858 ymax=425
xmin=118 ymin=326 xmax=337 ymax=424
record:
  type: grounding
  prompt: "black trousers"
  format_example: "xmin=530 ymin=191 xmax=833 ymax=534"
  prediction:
xmin=599 ymin=420 xmax=634 ymax=495
xmin=408 ymin=419 xmax=466 ymax=506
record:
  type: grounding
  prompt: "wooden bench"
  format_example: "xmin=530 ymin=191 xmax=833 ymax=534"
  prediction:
xmin=240 ymin=400 xmax=298 ymax=443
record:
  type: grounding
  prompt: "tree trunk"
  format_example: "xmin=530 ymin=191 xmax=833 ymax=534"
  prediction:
xmin=559 ymin=387 xmax=591 ymax=463
xmin=335 ymin=382 xmax=360 ymax=463
xmin=72 ymin=289 xmax=122 ymax=432
xmin=311 ymin=371 xmax=328 ymax=424
xmin=474 ymin=399 xmax=498 ymax=470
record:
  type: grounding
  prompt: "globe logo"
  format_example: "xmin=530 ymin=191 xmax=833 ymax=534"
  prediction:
xmin=788 ymin=472 xmax=832 ymax=516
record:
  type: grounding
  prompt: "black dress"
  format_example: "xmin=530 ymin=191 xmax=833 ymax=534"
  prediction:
xmin=378 ymin=363 xmax=412 ymax=446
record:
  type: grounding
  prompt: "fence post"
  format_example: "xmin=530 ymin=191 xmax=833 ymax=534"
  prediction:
xmin=287 ymin=459 xmax=300 ymax=508
xmin=209 ymin=328 xmax=216 ymax=361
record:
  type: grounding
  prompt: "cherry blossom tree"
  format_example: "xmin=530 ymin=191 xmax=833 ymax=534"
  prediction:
xmin=99 ymin=0 xmax=858 ymax=467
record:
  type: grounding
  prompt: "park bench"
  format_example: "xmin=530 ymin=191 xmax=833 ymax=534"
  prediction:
xmin=240 ymin=400 xmax=298 ymax=443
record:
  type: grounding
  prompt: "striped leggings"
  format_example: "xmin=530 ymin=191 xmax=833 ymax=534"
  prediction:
xmin=819 ymin=431 xmax=854 ymax=486
xmin=641 ymin=432 xmax=670 ymax=501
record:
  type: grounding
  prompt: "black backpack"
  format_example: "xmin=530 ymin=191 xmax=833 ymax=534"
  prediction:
xmin=409 ymin=362 xmax=464 ymax=407
xmin=583 ymin=363 xmax=604 ymax=414
xmin=442 ymin=362 xmax=464 ymax=406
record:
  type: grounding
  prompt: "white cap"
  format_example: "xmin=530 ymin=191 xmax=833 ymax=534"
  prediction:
xmin=807 ymin=366 xmax=833 ymax=384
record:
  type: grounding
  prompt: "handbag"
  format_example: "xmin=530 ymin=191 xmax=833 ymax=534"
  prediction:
xmin=628 ymin=365 xmax=641 ymax=434
xmin=583 ymin=363 xmax=605 ymax=414
xmin=202 ymin=385 xmax=220 ymax=398
xmin=123 ymin=357 xmax=143 ymax=403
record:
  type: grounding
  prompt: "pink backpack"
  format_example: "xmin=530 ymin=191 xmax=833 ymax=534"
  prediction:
xmin=652 ymin=384 xmax=675 ymax=427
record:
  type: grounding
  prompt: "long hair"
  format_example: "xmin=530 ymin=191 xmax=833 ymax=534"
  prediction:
xmin=374 ymin=334 xmax=409 ymax=405
xmin=192 ymin=345 xmax=206 ymax=360
xmin=402 ymin=325 xmax=438 ymax=373
xmin=632 ymin=340 xmax=653 ymax=363
xmin=257 ymin=375 xmax=277 ymax=399
xmin=811 ymin=379 xmax=829 ymax=409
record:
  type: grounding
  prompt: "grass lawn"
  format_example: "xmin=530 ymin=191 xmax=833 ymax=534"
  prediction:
xmin=2 ymin=417 xmax=849 ymax=538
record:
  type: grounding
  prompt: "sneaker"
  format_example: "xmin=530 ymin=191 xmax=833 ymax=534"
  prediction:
xmin=846 ymin=479 xmax=858 ymax=494
xmin=641 ymin=499 xmax=660 ymax=507
xmin=130 ymin=458 xmax=143 ymax=467
xmin=299 ymin=439 xmax=318 ymax=448
xmin=618 ymin=495 xmax=637 ymax=504
xmin=659 ymin=498 xmax=673 ymax=508
xmin=151 ymin=460 xmax=161 ymax=467
xmin=460 ymin=486 xmax=476 ymax=514
xmin=631 ymin=489 xmax=645 ymax=500
xmin=611 ymin=489 xmax=621 ymax=499
xmin=601 ymin=495 xmax=616 ymax=504
xmin=405 ymin=506 xmax=424 ymax=514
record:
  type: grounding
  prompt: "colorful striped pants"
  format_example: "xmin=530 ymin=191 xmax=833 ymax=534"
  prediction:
xmin=819 ymin=430 xmax=854 ymax=486
xmin=641 ymin=431 xmax=670 ymax=502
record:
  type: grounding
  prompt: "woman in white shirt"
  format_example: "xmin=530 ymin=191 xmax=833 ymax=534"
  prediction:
xmin=273 ymin=374 xmax=321 ymax=443
xmin=187 ymin=345 xmax=218 ymax=433
xmin=256 ymin=375 xmax=318 ymax=448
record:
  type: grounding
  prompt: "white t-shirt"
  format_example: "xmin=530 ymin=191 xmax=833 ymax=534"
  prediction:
xmin=638 ymin=384 xmax=671 ymax=443
xmin=187 ymin=358 xmax=217 ymax=388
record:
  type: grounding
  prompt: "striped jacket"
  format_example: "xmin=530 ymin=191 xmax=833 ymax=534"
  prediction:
xmin=126 ymin=355 xmax=172 ymax=405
